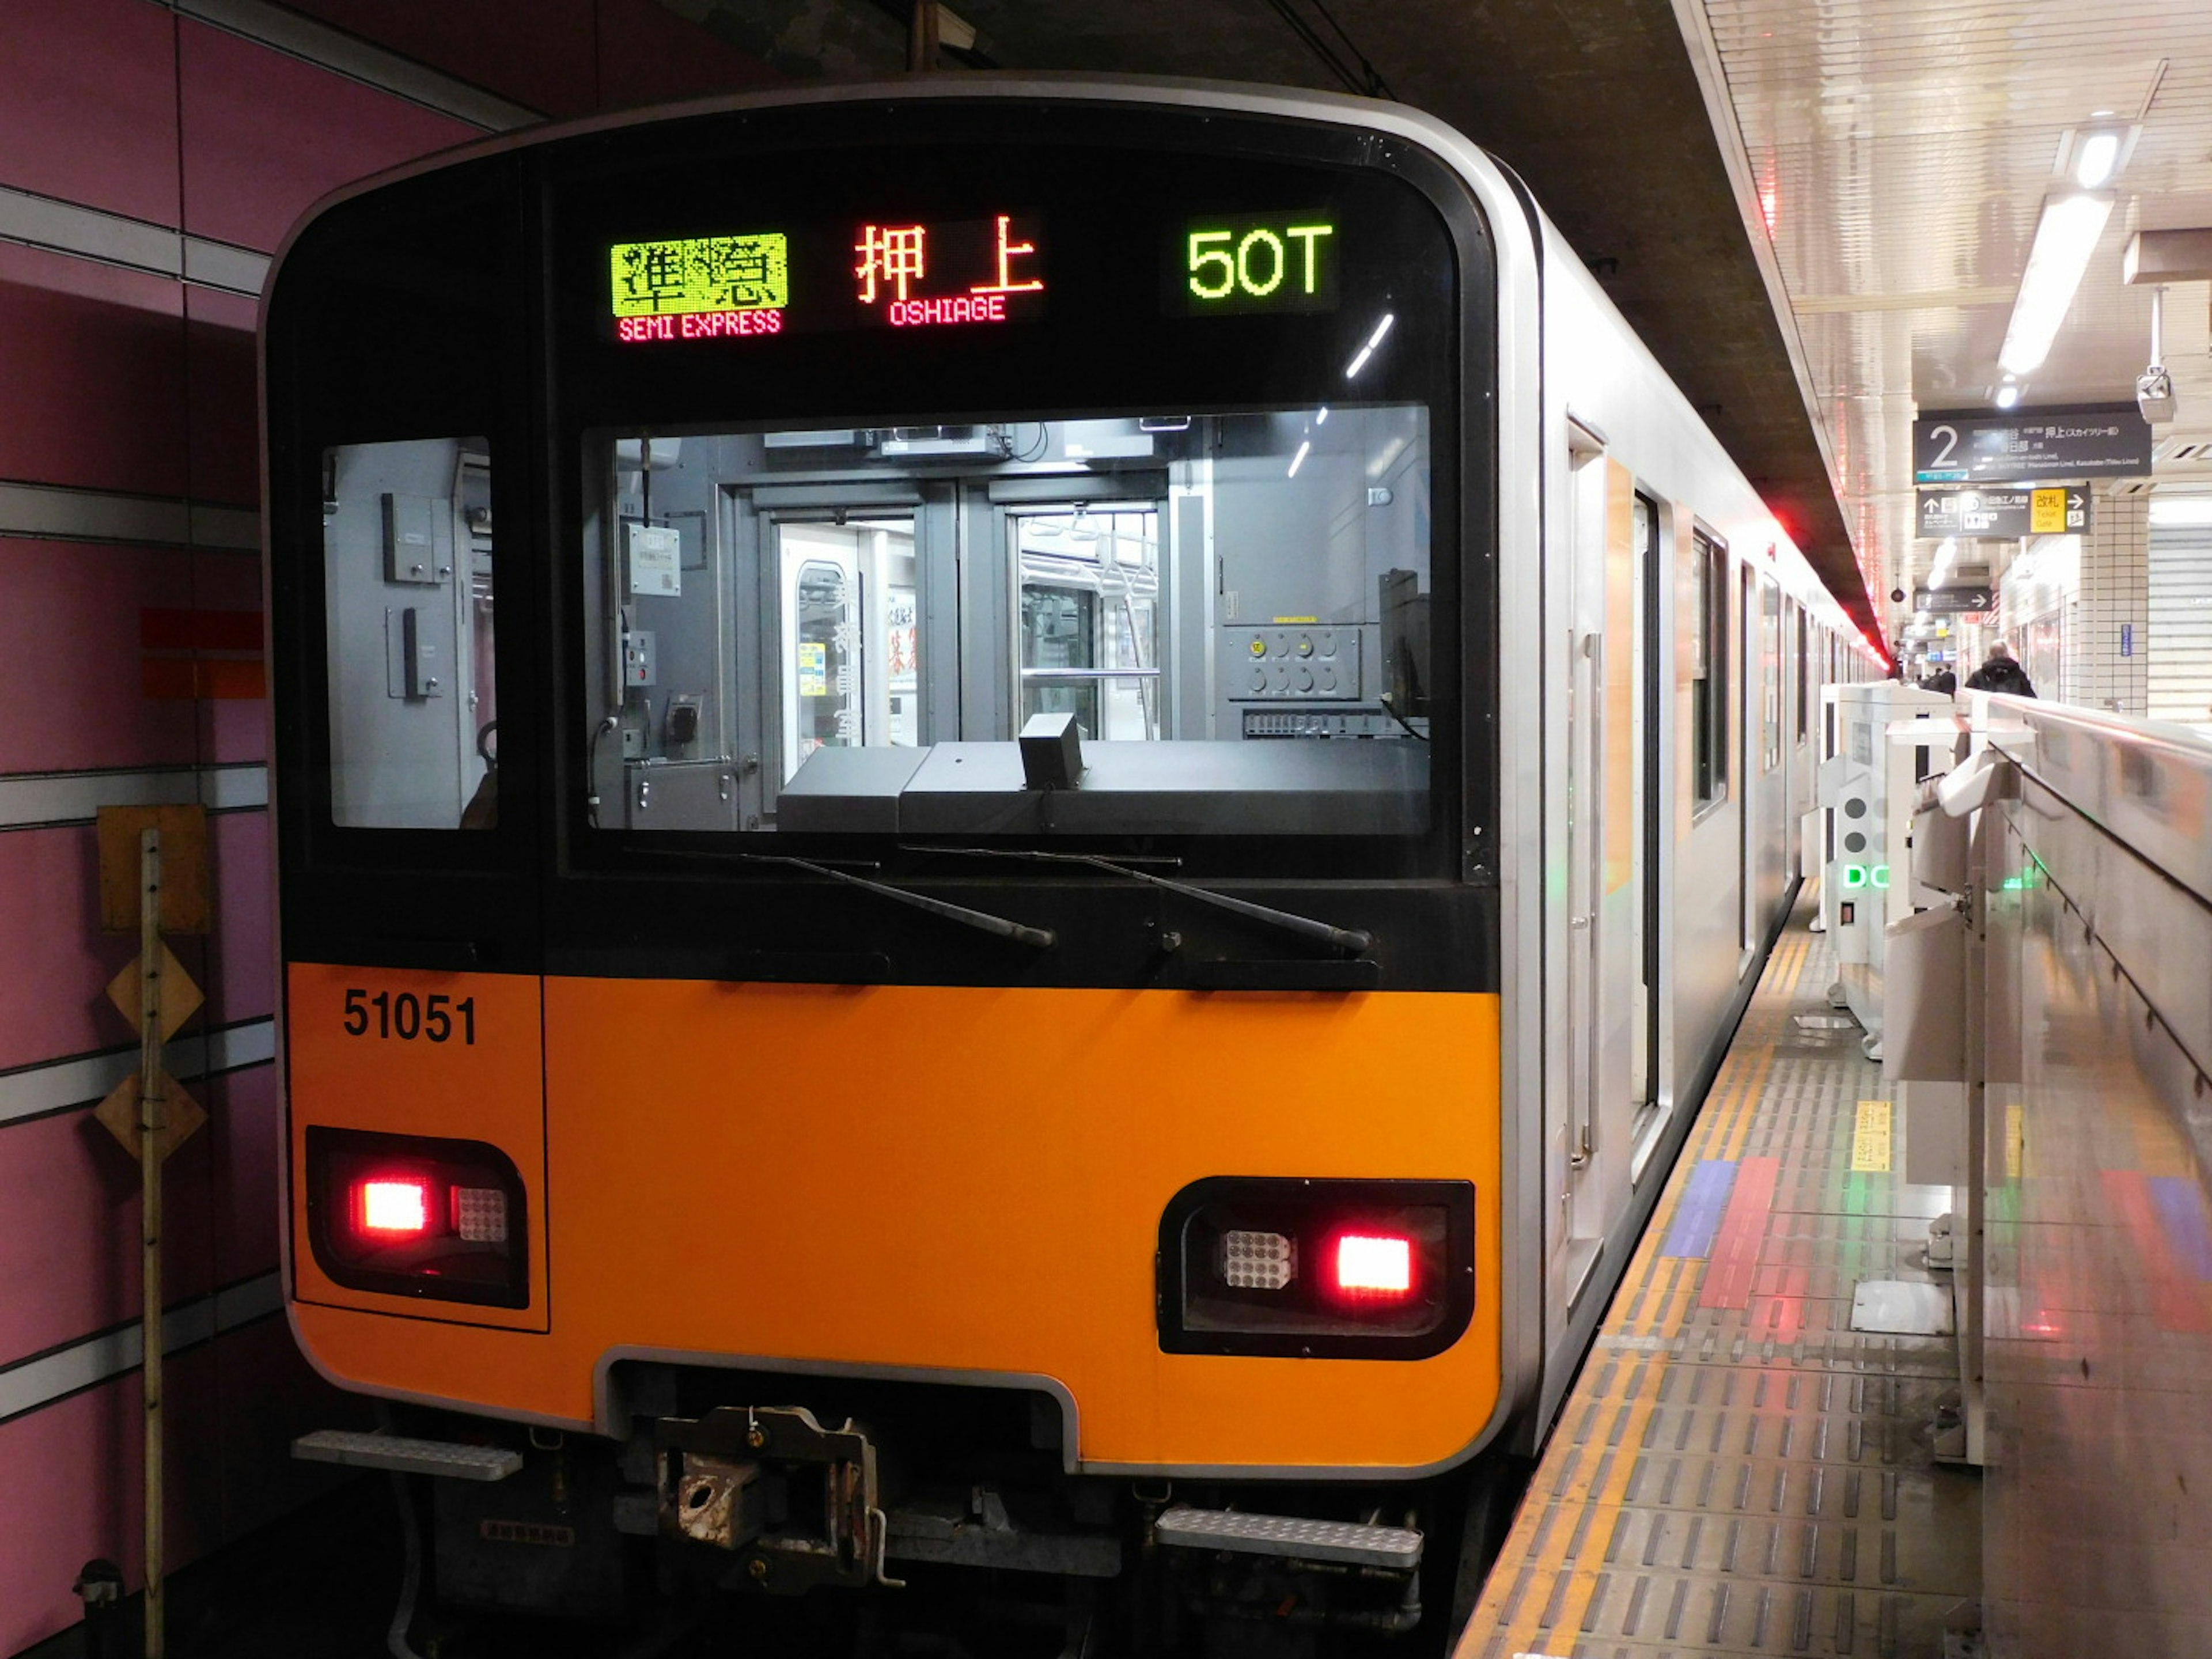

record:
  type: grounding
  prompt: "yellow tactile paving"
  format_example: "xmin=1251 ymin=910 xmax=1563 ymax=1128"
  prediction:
xmin=1456 ymin=903 xmax=1980 ymax=1658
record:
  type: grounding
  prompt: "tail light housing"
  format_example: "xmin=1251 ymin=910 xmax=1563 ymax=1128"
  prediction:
xmin=1157 ymin=1177 xmax=1475 ymax=1358
xmin=306 ymin=1127 xmax=528 ymax=1308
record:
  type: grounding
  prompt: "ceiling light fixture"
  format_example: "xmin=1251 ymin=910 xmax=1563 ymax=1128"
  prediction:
xmin=2073 ymin=131 xmax=2123 ymax=190
xmin=1999 ymin=194 xmax=2116 ymax=377
xmin=2149 ymin=497 xmax=2212 ymax=529
xmin=1994 ymin=384 xmax=2021 ymax=410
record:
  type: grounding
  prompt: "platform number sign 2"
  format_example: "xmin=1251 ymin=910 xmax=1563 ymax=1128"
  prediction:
xmin=1179 ymin=216 xmax=1339 ymax=315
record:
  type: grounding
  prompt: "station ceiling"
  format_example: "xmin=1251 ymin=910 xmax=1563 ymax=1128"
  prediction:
xmin=676 ymin=1 xmax=2212 ymax=647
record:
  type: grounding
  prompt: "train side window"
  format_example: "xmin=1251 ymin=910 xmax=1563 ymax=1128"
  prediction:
xmin=1760 ymin=575 xmax=1782 ymax=772
xmin=322 ymin=438 xmax=499 ymax=830
xmin=1692 ymin=532 xmax=1728 ymax=808
xmin=1795 ymin=604 xmax=1809 ymax=743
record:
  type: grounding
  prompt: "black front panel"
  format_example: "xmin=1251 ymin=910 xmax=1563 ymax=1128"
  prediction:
xmin=265 ymin=94 xmax=1499 ymax=991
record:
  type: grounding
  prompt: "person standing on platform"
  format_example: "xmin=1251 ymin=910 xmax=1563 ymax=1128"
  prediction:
xmin=1964 ymin=641 xmax=2035 ymax=698
xmin=1921 ymin=666 xmax=1957 ymax=695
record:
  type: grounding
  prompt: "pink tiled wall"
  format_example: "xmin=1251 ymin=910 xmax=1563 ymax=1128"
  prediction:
xmin=0 ymin=0 xmax=182 ymax=225
xmin=0 ymin=3 xmax=775 ymax=1652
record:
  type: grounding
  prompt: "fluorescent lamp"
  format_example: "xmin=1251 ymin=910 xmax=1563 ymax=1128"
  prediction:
xmin=1999 ymin=194 xmax=2115 ymax=376
xmin=1315 ymin=406 xmax=1330 ymax=425
xmin=1994 ymin=384 xmax=2021 ymax=410
xmin=2149 ymin=496 xmax=2212 ymax=528
xmin=2073 ymin=131 xmax=2122 ymax=190
xmin=1287 ymin=440 xmax=1312 ymax=478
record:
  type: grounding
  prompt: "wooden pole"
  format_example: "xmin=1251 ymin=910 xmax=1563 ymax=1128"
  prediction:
xmin=138 ymin=828 xmax=165 ymax=1659
xmin=908 ymin=0 xmax=939 ymax=71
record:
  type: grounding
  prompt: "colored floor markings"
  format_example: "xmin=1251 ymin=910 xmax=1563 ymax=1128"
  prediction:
xmin=1696 ymin=1154 xmax=1779 ymax=1309
xmin=2103 ymin=1170 xmax=2212 ymax=1334
xmin=1660 ymin=1158 xmax=1737 ymax=1257
xmin=1459 ymin=902 xmax=1984 ymax=1659
xmin=2149 ymin=1175 xmax=2212 ymax=1282
xmin=1851 ymin=1098 xmax=1893 ymax=1172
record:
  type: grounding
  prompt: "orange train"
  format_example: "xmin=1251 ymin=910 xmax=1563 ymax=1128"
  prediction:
xmin=268 ymin=76 xmax=1873 ymax=1649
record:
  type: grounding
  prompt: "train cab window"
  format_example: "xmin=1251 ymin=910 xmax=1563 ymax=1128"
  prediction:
xmin=579 ymin=407 xmax=1434 ymax=841
xmin=321 ymin=437 xmax=499 ymax=830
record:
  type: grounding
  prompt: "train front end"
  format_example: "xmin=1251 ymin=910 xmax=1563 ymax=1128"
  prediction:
xmin=267 ymin=82 xmax=1512 ymax=1644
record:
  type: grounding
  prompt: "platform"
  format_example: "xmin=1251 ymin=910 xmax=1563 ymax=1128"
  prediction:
xmin=1458 ymin=900 xmax=1981 ymax=1657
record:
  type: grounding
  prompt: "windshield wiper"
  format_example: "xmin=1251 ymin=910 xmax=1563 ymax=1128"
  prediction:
xmin=902 ymin=846 xmax=1373 ymax=955
xmin=737 ymin=854 xmax=1055 ymax=948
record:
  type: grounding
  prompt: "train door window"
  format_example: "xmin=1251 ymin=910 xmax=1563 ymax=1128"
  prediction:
xmin=322 ymin=437 xmax=499 ymax=829
xmin=1015 ymin=507 xmax=1162 ymax=741
xmin=1760 ymin=574 xmax=1782 ymax=772
xmin=775 ymin=518 xmax=921 ymax=781
xmin=1692 ymin=532 xmax=1728 ymax=809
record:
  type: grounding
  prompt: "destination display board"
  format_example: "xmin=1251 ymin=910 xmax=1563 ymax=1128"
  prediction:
xmin=1915 ymin=486 xmax=2093 ymax=539
xmin=1912 ymin=407 xmax=2152 ymax=484
xmin=605 ymin=210 xmax=1350 ymax=343
xmin=609 ymin=215 xmax=1051 ymax=341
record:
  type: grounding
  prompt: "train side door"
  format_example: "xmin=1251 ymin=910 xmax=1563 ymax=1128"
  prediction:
xmin=1557 ymin=434 xmax=1655 ymax=1330
xmin=1555 ymin=433 xmax=1608 ymax=1312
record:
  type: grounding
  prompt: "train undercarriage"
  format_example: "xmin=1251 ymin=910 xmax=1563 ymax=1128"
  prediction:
xmin=319 ymin=1363 xmax=1518 ymax=1657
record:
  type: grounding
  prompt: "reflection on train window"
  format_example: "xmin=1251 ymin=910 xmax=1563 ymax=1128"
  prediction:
xmin=322 ymin=437 xmax=498 ymax=829
xmin=1017 ymin=508 xmax=1160 ymax=742
xmin=776 ymin=520 xmax=919 ymax=780
xmin=581 ymin=408 xmax=1432 ymax=838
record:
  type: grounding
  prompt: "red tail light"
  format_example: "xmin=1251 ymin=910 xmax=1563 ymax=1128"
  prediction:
xmin=306 ymin=1128 xmax=527 ymax=1309
xmin=1157 ymin=1177 xmax=1475 ymax=1359
xmin=358 ymin=1178 xmax=430 ymax=1234
xmin=1333 ymin=1233 xmax=1414 ymax=1296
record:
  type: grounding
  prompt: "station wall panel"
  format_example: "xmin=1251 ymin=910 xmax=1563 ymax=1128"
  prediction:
xmin=0 ymin=1104 xmax=218 ymax=1373
xmin=0 ymin=7 xmax=778 ymax=1652
xmin=0 ymin=244 xmax=186 ymax=498
xmin=0 ymin=0 xmax=181 ymax=229
xmin=185 ymin=287 xmax=262 ymax=509
xmin=206 ymin=809 xmax=275 ymax=1029
xmin=0 ymin=826 xmax=141 ymax=1074
xmin=0 ymin=540 xmax=201 ymax=777
xmin=192 ymin=552 xmax=272 ymax=769
xmin=0 ymin=1318 xmax=361 ymax=1658
xmin=207 ymin=1067 xmax=281 ymax=1287
xmin=177 ymin=19 xmax=476 ymax=253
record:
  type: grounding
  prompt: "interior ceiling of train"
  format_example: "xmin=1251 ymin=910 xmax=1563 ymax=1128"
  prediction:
xmin=665 ymin=0 xmax=2212 ymax=647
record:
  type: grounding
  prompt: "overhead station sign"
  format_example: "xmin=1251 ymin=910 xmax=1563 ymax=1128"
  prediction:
xmin=1912 ymin=407 xmax=2152 ymax=484
xmin=1913 ymin=585 xmax=1994 ymax=614
xmin=1916 ymin=486 xmax=2093 ymax=539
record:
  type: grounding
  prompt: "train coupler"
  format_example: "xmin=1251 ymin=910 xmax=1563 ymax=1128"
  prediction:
xmin=656 ymin=1405 xmax=903 ymax=1592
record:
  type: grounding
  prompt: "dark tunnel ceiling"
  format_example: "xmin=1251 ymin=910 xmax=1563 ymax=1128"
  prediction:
xmin=678 ymin=0 xmax=1875 ymax=635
